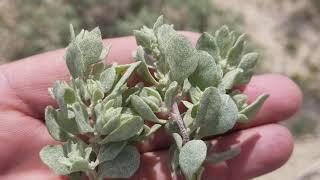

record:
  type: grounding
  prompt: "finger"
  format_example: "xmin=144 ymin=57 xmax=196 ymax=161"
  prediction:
xmin=236 ymin=73 xmax=303 ymax=128
xmin=138 ymin=73 xmax=302 ymax=152
xmin=0 ymin=32 xmax=200 ymax=118
xmin=133 ymin=124 xmax=293 ymax=180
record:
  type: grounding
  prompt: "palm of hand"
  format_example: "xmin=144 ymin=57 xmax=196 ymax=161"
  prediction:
xmin=0 ymin=33 xmax=302 ymax=180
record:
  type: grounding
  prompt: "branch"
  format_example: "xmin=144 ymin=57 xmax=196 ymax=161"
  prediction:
xmin=170 ymin=101 xmax=189 ymax=144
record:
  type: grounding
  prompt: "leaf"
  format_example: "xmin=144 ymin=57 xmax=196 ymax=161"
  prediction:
xmin=196 ymin=32 xmax=218 ymax=60
xmin=188 ymin=51 xmax=222 ymax=90
xmin=98 ymin=141 xmax=127 ymax=163
xmin=156 ymin=24 xmax=176 ymax=53
xmin=215 ymin=26 xmax=233 ymax=58
xmin=218 ymin=68 xmax=243 ymax=90
xmin=179 ymin=140 xmax=207 ymax=180
xmin=232 ymin=94 xmax=248 ymax=109
xmin=99 ymin=115 xmax=144 ymax=144
xmin=206 ymin=147 xmax=241 ymax=164
xmin=111 ymin=62 xmax=141 ymax=94
xmin=52 ymin=81 xmax=75 ymax=115
xmin=71 ymin=102 xmax=94 ymax=133
xmin=211 ymin=94 xmax=238 ymax=135
xmin=195 ymin=87 xmax=221 ymax=132
xmin=141 ymin=97 xmax=160 ymax=112
xmin=55 ymin=110 xmax=79 ymax=134
xmin=98 ymin=145 xmax=140 ymax=178
xmin=165 ymin=35 xmax=197 ymax=83
xmin=238 ymin=94 xmax=269 ymax=123
xmin=130 ymin=95 xmax=166 ymax=124
xmin=96 ymin=107 xmax=122 ymax=135
xmin=153 ymin=15 xmax=164 ymax=32
xmin=237 ymin=52 xmax=259 ymax=84
xmin=226 ymin=34 xmax=246 ymax=67
xmin=197 ymin=91 xmax=239 ymax=137
xmin=65 ymin=40 xmax=85 ymax=79
xmin=189 ymin=87 xmax=202 ymax=104
xmin=145 ymin=124 xmax=162 ymax=137
xmin=100 ymin=65 xmax=116 ymax=93
xmin=183 ymin=107 xmax=195 ymax=130
xmin=164 ymin=81 xmax=178 ymax=110
xmin=76 ymin=28 xmax=103 ymax=68
xmin=44 ymin=106 xmax=70 ymax=142
xmin=135 ymin=46 xmax=158 ymax=85
xmin=40 ymin=145 xmax=70 ymax=175
xmin=172 ymin=133 xmax=183 ymax=150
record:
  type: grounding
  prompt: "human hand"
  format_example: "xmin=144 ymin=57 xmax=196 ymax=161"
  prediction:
xmin=0 ymin=32 xmax=302 ymax=180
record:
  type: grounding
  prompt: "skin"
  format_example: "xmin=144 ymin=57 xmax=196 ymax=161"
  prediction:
xmin=0 ymin=32 xmax=303 ymax=180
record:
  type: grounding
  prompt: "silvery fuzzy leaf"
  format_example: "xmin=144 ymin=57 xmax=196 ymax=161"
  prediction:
xmin=237 ymin=52 xmax=259 ymax=84
xmin=65 ymin=40 xmax=85 ymax=79
xmin=141 ymin=87 xmax=162 ymax=103
xmin=165 ymin=35 xmax=197 ymax=83
xmin=196 ymin=32 xmax=218 ymax=61
xmin=40 ymin=145 xmax=70 ymax=175
xmin=135 ymin=46 xmax=158 ymax=85
xmin=215 ymin=26 xmax=233 ymax=58
xmin=100 ymin=65 xmax=116 ymax=93
xmin=179 ymin=140 xmax=207 ymax=180
xmin=95 ymin=107 xmax=122 ymax=135
xmin=133 ymin=26 xmax=156 ymax=50
xmin=52 ymin=81 xmax=76 ymax=115
xmin=90 ymin=62 xmax=104 ymax=80
xmin=153 ymin=15 xmax=164 ymax=32
xmin=210 ymin=94 xmax=238 ymax=135
xmin=218 ymin=68 xmax=243 ymax=91
xmin=197 ymin=91 xmax=239 ymax=138
xmin=189 ymin=87 xmax=203 ymax=104
xmin=172 ymin=133 xmax=183 ymax=150
xmin=98 ymin=145 xmax=140 ymax=178
xmin=45 ymin=106 xmax=70 ymax=142
xmin=99 ymin=45 xmax=111 ymax=61
xmin=232 ymin=94 xmax=248 ymax=109
xmin=130 ymin=95 xmax=166 ymax=124
xmin=98 ymin=141 xmax=127 ymax=163
xmin=75 ymin=27 xmax=103 ymax=69
xmin=141 ymin=97 xmax=160 ymax=112
xmin=169 ymin=145 xmax=180 ymax=176
xmin=86 ymin=79 xmax=104 ymax=103
xmin=164 ymin=81 xmax=178 ymax=110
xmin=238 ymin=94 xmax=269 ymax=123
xmin=195 ymin=87 xmax=221 ymax=137
xmin=69 ymin=24 xmax=75 ymax=40
xmin=188 ymin=51 xmax=222 ymax=90
xmin=71 ymin=102 xmax=93 ymax=133
xmin=226 ymin=34 xmax=246 ymax=67
xmin=74 ymin=78 xmax=90 ymax=101
xmin=238 ymin=114 xmax=248 ymax=122
xmin=111 ymin=62 xmax=141 ymax=94
xmin=183 ymin=107 xmax=195 ymax=130
xmin=156 ymin=24 xmax=176 ymax=53
xmin=206 ymin=147 xmax=241 ymax=164
xmin=99 ymin=115 xmax=144 ymax=144
xmin=55 ymin=110 xmax=79 ymax=134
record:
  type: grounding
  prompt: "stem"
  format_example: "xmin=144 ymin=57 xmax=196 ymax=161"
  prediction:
xmin=170 ymin=101 xmax=189 ymax=144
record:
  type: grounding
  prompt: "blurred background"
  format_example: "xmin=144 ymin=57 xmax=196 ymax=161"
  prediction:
xmin=0 ymin=0 xmax=319 ymax=179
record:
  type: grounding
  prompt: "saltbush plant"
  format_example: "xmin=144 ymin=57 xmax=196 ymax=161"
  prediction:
xmin=40 ymin=16 xmax=268 ymax=180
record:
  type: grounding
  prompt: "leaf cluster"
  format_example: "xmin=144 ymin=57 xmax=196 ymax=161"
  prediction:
xmin=40 ymin=16 xmax=268 ymax=180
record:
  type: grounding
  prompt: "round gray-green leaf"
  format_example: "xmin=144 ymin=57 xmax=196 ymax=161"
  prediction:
xmin=165 ymin=35 xmax=197 ymax=83
xmin=40 ymin=145 xmax=70 ymax=175
xmin=45 ymin=106 xmax=70 ymax=142
xmin=188 ymin=51 xmax=222 ymax=90
xmin=98 ymin=145 xmax=140 ymax=178
xmin=179 ymin=140 xmax=207 ymax=180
